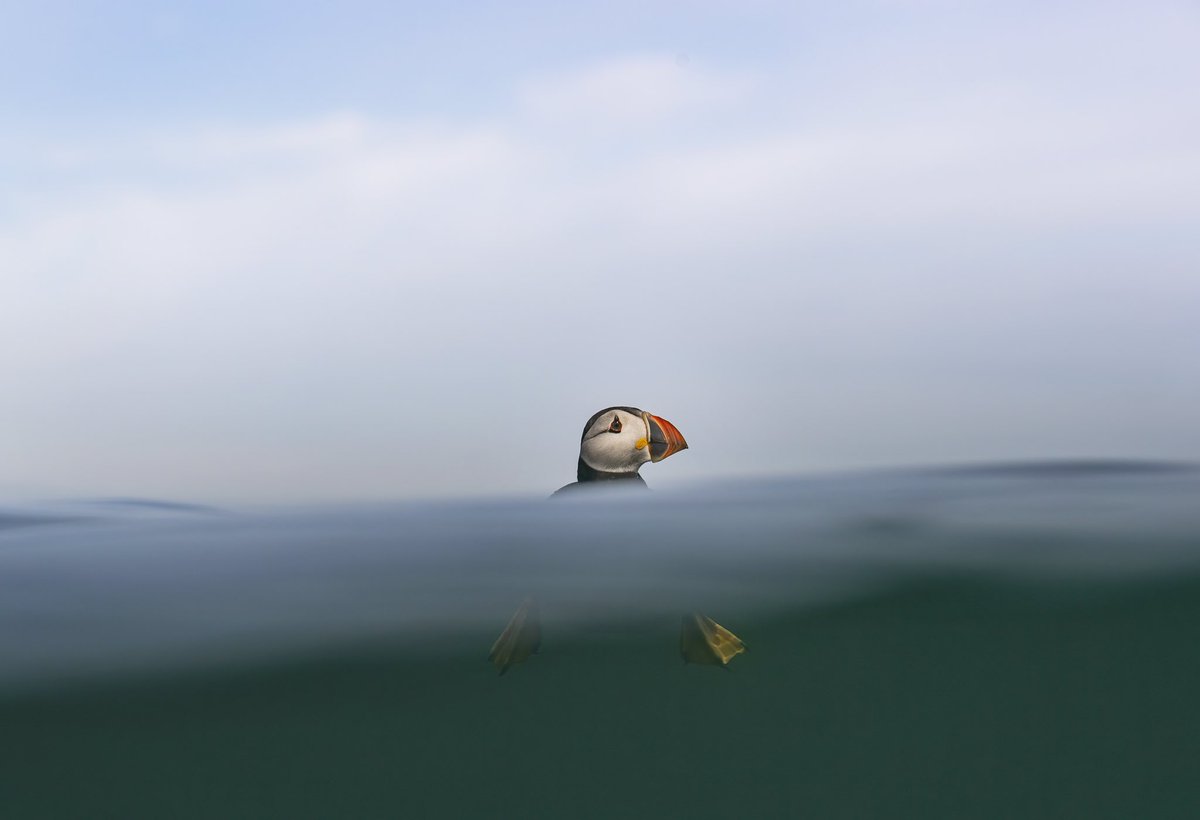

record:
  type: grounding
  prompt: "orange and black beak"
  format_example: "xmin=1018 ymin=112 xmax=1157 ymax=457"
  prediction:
xmin=643 ymin=412 xmax=688 ymax=463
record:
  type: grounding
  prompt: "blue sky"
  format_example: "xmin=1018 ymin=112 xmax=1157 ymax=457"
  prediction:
xmin=3 ymin=1 xmax=1198 ymax=501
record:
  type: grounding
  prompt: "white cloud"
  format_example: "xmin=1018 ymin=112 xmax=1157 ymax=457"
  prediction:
xmin=2 ymin=42 xmax=1199 ymax=501
xmin=517 ymin=54 xmax=752 ymax=126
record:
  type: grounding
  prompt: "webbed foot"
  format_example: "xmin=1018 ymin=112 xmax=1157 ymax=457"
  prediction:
xmin=680 ymin=612 xmax=746 ymax=667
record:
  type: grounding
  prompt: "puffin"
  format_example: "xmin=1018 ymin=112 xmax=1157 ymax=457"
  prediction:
xmin=551 ymin=406 xmax=689 ymax=495
xmin=488 ymin=406 xmax=747 ymax=674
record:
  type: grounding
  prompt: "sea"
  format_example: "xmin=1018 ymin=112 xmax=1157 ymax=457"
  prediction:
xmin=1 ymin=462 xmax=1198 ymax=819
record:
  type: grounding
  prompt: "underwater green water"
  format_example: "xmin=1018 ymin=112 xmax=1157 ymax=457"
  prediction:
xmin=1 ymin=465 xmax=1198 ymax=818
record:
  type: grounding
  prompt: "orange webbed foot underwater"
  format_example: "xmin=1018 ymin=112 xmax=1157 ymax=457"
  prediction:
xmin=679 ymin=613 xmax=747 ymax=667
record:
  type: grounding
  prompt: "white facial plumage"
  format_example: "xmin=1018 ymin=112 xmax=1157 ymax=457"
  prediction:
xmin=579 ymin=408 xmax=652 ymax=474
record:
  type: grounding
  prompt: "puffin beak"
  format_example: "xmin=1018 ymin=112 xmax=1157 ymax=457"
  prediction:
xmin=644 ymin=413 xmax=688 ymax=463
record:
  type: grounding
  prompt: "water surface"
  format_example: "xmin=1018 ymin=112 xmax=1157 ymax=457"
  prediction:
xmin=2 ymin=464 xmax=1198 ymax=818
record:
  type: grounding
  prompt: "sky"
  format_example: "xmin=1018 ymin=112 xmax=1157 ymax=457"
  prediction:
xmin=2 ymin=1 xmax=1198 ymax=502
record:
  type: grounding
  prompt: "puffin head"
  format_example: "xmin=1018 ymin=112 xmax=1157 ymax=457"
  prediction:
xmin=577 ymin=406 xmax=688 ymax=478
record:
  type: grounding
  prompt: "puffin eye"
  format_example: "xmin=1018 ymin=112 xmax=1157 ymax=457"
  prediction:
xmin=609 ymin=416 xmax=622 ymax=433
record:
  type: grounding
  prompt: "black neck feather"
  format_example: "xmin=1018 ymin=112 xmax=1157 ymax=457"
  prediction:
xmin=577 ymin=458 xmax=647 ymax=485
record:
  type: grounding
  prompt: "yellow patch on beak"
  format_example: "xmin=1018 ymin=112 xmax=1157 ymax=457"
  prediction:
xmin=635 ymin=438 xmax=648 ymax=450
